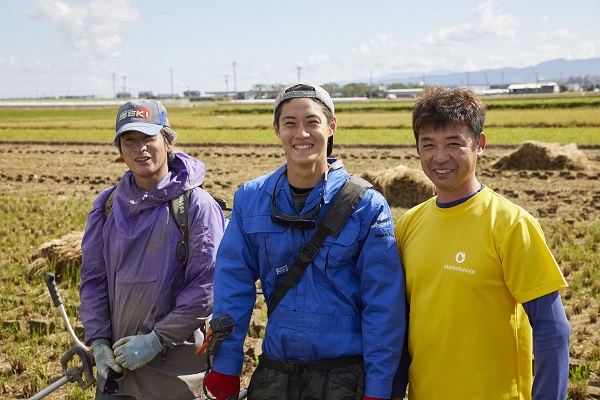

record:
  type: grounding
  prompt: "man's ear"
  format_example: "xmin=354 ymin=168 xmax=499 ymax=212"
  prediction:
xmin=476 ymin=132 xmax=487 ymax=156
xmin=273 ymin=121 xmax=281 ymax=139
xmin=329 ymin=116 xmax=337 ymax=136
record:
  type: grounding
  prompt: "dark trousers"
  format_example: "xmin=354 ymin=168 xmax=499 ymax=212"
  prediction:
xmin=247 ymin=354 xmax=365 ymax=400
xmin=95 ymin=387 xmax=136 ymax=400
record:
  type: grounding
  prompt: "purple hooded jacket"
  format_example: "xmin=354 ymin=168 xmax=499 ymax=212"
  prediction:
xmin=79 ymin=152 xmax=225 ymax=399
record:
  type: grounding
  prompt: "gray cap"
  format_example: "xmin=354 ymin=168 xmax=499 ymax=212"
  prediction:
xmin=273 ymin=82 xmax=334 ymax=115
xmin=274 ymin=83 xmax=335 ymax=156
xmin=115 ymin=99 xmax=170 ymax=140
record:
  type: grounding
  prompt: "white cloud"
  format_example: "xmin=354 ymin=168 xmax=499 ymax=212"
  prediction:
xmin=23 ymin=59 xmax=53 ymax=73
xmin=351 ymin=34 xmax=397 ymax=56
xmin=344 ymin=33 xmax=463 ymax=75
xmin=26 ymin=0 xmax=138 ymax=65
xmin=422 ymin=1 xmax=518 ymax=45
xmin=540 ymin=28 xmax=579 ymax=40
xmin=0 ymin=57 xmax=20 ymax=71
xmin=536 ymin=44 xmax=568 ymax=61
xmin=281 ymin=0 xmax=592 ymax=84
xmin=578 ymin=41 xmax=600 ymax=58
xmin=306 ymin=54 xmax=331 ymax=66
xmin=27 ymin=0 xmax=78 ymax=20
xmin=0 ymin=57 xmax=52 ymax=73
xmin=6 ymin=1 xmax=596 ymax=97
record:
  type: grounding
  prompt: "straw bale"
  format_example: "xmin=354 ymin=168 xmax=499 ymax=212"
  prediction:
xmin=361 ymin=165 xmax=435 ymax=208
xmin=493 ymin=141 xmax=590 ymax=170
xmin=28 ymin=231 xmax=83 ymax=278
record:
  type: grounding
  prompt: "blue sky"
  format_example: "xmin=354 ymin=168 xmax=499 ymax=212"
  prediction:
xmin=1 ymin=0 xmax=599 ymax=98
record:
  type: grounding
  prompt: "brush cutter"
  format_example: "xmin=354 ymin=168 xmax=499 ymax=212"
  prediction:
xmin=33 ymin=274 xmax=247 ymax=399
xmin=31 ymin=273 xmax=123 ymax=399
xmin=29 ymin=273 xmax=96 ymax=399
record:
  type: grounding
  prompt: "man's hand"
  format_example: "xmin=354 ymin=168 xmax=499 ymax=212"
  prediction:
xmin=91 ymin=339 xmax=123 ymax=379
xmin=204 ymin=370 xmax=240 ymax=400
xmin=112 ymin=330 xmax=163 ymax=370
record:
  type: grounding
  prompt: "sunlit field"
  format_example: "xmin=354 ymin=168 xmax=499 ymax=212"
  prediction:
xmin=0 ymin=93 xmax=599 ymax=399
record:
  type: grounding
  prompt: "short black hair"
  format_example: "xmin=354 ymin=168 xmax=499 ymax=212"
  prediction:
xmin=412 ymin=86 xmax=486 ymax=146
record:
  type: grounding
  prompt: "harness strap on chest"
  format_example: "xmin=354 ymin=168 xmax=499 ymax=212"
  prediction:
xmin=267 ymin=175 xmax=372 ymax=318
xmin=170 ymin=190 xmax=190 ymax=309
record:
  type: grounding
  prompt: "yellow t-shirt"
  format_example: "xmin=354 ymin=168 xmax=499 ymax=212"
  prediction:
xmin=395 ymin=187 xmax=567 ymax=400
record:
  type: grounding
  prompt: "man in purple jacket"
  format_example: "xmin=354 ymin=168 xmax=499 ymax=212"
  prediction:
xmin=79 ymin=99 xmax=225 ymax=399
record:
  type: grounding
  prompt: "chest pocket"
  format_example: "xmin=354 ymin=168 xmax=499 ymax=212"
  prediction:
xmin=243 ymin=214 xmax=362 ymax=285
xmin=243 ymin=215 xmax=290 ymax=285
xmin=318 ymin=223 xmax=361 ymax=275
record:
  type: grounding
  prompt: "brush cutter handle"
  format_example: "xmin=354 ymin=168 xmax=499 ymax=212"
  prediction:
xmin=44 ymin=273 xmax=63 ymax=307
xmin=60 ymin=345 xmax=95 ymax=390
xmin=29 ymin=376 xmax=69 ymax=399
xmin=44 ymin=272 xmax=87 ymax=349
xmin=44 ymin=273 xmax=125 ymax=394
xmin=29 ymin=345 xmax=95 ymax=399
xmin=35 ymin=273 xmax=111 ymax=398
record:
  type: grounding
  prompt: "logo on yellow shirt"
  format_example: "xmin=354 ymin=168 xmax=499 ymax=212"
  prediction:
xmin=442 ymin=252 xmax=475 ymax=274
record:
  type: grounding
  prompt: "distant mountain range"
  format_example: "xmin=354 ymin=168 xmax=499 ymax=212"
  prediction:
xmin=358 ymin=57 xmax=600 ymax=87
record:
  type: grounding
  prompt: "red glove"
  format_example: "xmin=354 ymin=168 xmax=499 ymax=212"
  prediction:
xmin=204 ymin=370 xmax=240 ymax=400
xmin=363 ymin=397 xmax=386 ymax=400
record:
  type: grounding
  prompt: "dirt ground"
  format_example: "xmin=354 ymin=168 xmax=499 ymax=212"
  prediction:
xmin=1 ymin=142 xmax=600 ymax=398
xmin=3 ymin=142 xmax=599 ymax=221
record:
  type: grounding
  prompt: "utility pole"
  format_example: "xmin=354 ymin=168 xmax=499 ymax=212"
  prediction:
xmin=297 ymin=66 xmax=302 ymax=82
xmin=171 ymin=68 xmax=174 ymax=99
xmin=112 ymin=73 xmax=116 ymax=98
xmin=232 ymin=61 xmax=237 ymax=98
xmin=531 ymin=66 xmax=539 ymax=83
xmin=225 ymin=75 xmax=229 ymax=100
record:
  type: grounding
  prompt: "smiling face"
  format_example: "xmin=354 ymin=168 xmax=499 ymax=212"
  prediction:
xmin=417 ymin=124 xmax=486 ymax=203
xmin=119 ymin=130 xmax=173 ymax=191
xmin=273 ymin=97 xmax=336 ymax=185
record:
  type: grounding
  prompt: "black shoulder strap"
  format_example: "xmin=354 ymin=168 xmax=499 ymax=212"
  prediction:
xmin=167 ymin=189 xmax=230 ymax=309
xmin=169 ymin=190 xmax=191 ymax=309
xmin=267 ymin=175 xmax=372 ymax=318
xmin=169 ymin=190 xmax=191 ymax=238
xmin=103 ymin=186 xmax=117 ymax=221
xmin=169 ymin=191 xmax=231 ymax=235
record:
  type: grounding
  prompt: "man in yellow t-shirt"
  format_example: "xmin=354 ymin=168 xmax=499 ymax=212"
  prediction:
xmin=392 ymin=86 xmax=570 ymax=400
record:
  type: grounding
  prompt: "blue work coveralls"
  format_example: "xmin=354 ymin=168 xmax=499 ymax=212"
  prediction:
xmin=212 ymin=160 xmax=406 ymax=399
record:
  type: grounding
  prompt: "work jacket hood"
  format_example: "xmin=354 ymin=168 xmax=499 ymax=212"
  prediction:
xmin=113 ymin=152 xmax=205 ymax=221
xmin=79 ymin=150 xmax=223 ymax=399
